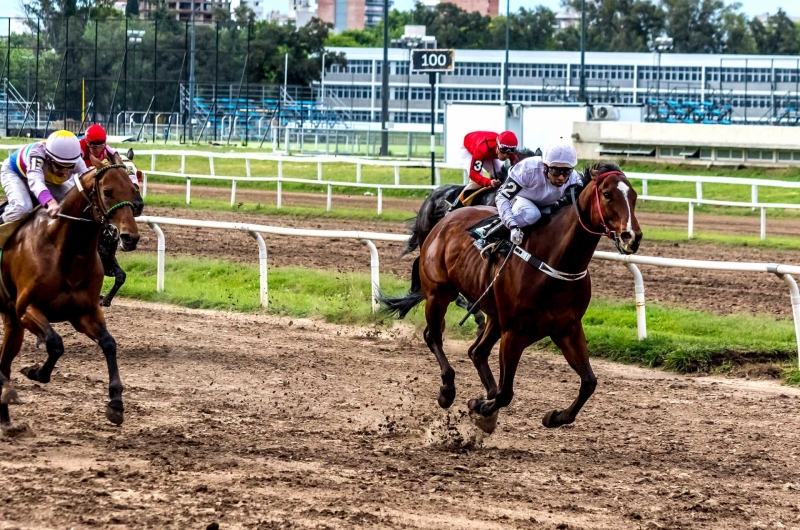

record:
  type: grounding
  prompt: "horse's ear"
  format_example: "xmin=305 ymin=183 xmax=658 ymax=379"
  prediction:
xmin=89 ymin=154 xmax=104 ymax=170
xmin=112 ymin=151 xmax=124 ymax=165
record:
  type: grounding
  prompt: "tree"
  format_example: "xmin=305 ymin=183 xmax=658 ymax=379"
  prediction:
xmin=720 ymin=9 xmax=756 ymax=54
xmin=233 ymin=5 xmax=256 ymax=26
xmin=661 ymin=0 xmax=727 ymax=54
xmin=125 ymin=0 xmax=139 ymax=18
xmin=750 ymin=10 xmax=800 ymax=55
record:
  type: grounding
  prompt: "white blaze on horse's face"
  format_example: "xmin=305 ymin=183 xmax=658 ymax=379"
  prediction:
xmin=617 ymin=181 xmax=633 ymax=234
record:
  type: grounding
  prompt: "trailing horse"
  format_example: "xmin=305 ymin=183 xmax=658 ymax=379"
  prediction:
xmin=381 ymin=162 xmax=641 ymax=433
xmin=0 ymin=156 xmax=142 ymax=434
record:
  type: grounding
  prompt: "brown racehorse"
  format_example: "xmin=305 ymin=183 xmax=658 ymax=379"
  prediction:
xmin=381 ymin=162 xmax=642 ymax=432
xmin=0 ymin=154 xmax=142 ymax=434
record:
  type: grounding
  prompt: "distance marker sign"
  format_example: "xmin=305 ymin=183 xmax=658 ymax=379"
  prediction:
xmin=410 ymin=49 xmax=455 ymax=73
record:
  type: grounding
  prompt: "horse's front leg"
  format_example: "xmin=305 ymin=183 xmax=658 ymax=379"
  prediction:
xmin=100 ymin=252 xmax=126 ymax=307
xmin=542 ymin=322 xmax=597 ymax=428
xmin=71 ymin=308 xmax=124 ymax=426
xmin=19 ymin=306 xmax=64 ymax=385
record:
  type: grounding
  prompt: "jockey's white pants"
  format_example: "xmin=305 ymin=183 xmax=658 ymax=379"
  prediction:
xmin=509 ymin=196 xmax=544 ymax=228
xmin=0 ymin=159 xmax=72 ymax=223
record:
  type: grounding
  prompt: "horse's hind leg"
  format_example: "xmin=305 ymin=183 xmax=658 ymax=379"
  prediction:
xmin=423 ymin=291 xmax=458 ymax=409
xmin=542 ymin=322 xmax=597 ymax=429
xmin=19 ymin=306 xmax=64 ymax=385
xmin=100 ymin=253 xmax=126 ymax=307
xmin=71 ymin=309 xmax=124 ymax=426
xmin=0 ymin=314 xmax=25 ymax=430
xmin=467 ymin=315 xmax=500 ymax=400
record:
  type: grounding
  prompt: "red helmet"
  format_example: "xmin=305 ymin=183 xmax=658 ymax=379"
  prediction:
xmin=497 ymin=131 xmax=518 ymax=153
xmin=85 ymin=124 xmax=107 ymax=144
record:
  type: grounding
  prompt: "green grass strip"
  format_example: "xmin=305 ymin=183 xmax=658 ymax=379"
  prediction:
xmin=108 ymin=253 xmax=799 ymax=384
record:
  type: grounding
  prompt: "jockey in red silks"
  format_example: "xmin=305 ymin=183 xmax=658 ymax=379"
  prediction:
xmin=80 ymin=124 xmax=140 ymax=188
xmin=447 ymin=130 xmax=519 ymax=213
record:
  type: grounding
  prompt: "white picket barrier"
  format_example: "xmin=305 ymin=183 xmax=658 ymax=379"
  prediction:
xmin=136 ymin=215 xmax=800 ymax=366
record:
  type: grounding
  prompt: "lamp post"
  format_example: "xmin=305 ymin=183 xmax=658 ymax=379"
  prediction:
xmin=654 ymin=36 xmax=673 ymax=99
xmin=504 ymin=0 xmax=510 ymax=102
xmin=579 ymin=0 xmax=586 ymax=103
xmin=379 ymin=0 xmax=389 ymax=156
xmin=400 ymin=35 xmax=422 ymax=123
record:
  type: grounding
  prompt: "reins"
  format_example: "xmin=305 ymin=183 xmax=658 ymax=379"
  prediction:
xmin=58 ymin=164 xmax=135 ymax=240
xmin=570 ymin=170 xmax=626 ymax=253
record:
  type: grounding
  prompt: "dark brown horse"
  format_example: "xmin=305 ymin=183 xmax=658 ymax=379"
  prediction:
xmin=381 ymin=163 xmax=642 ymax=432
xmin=0 ymin=155 xmax=141 ymax=434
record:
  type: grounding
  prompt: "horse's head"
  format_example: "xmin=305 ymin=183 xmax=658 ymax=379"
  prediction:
xmin=88 ymin=154 xmax=141 ymax=252
xmin=581 ymin=162 xmax=642 ymax=255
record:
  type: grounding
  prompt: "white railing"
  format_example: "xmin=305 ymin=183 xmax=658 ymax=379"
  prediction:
xmin=136 ymin=215 xmax=800 ymax=366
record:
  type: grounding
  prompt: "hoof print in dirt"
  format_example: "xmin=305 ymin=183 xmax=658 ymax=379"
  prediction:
xmin=1 ymin=423 xmax=35 ymax=438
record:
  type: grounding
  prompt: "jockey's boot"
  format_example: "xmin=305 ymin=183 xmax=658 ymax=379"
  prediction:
xmin=473 ymin=220 xmax=508 ymax=253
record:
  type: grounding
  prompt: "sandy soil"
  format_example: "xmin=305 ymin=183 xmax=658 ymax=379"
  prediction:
xmin=137 ymin=203 xmax=800 ymax=318
xmin=1 ymin=300 xmax=799 ymax=529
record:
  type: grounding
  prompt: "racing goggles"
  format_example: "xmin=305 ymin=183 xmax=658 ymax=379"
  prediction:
xmin=547 ymin=166 xmax=573 ymax=177
xmin=87 ymin=140 xmax=106 ymax=148
xmin=498 ymin=144 xmax=517 ymax=154
xmin=50 ymin=160 xmax=76 ymax=171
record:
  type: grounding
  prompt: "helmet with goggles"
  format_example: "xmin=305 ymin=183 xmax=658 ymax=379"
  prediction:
xmin=543 ymin=139 xmax=578 ymax=168
xmin=497 ymin=131 xmax=518 ymax=153
xmin=45 ymin=130 xmax=81 ymax=166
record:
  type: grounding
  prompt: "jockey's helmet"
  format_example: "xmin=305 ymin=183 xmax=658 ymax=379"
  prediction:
xmin=497 ymin=131 xmax=518 ymax=153
xmin=543 ymin=139 xmax=578 ymax=168
xmin=45 ymin=130 xmax=82 ymax=165
xmin=85 ymin=124 xmax=107 ymax=145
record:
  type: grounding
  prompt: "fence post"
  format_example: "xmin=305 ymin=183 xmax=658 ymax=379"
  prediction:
xmin=277 ymin=180 xmax=282 ymax=209
xmin=642 ymin=179 xmax=648 ymax=197
xmin=142 ymin=172 xmax=148 ymax=198
xmin=356 ymin=163 xmax=362 ymax=183
xmin=249 ymin=231 xmax=268 ymax=308
xmin=245 ymin=157 xmax=251 ymax=177
xmin=394 ymin=165 xmax=400 ymax=186
xmin=147 ymin=222 xmax=165 ymax=293
xmin=407 ymin=132 xmax=412 ymax=159
xmin=231 ymin=180 xmax=237 ymax=207
xmin=688 ymin=202 xmax=694 ymax=239
xmin=435 ymin=167 xmax=441 ymax=187
xmin=760 ymin=207 xmax=766 ymax=241
xmin=186 ymin=178 xmax=191 ymax=204
xmin=278 ymin=157 xmax=283 ymax=179
xmin=327 ymin=184 xmax=332 ymax=211
xmin=360 ymin=239 xmax=380 ymax=313
xmin=209 ymin=156 xmax=215 ymax=176
xmin=180 ymin=154 xmax=185 ymax=174
xmin=752 ymin=184 xmax=758 ymax=211
xmin=695 ymin=181 xmax=702 ymax=201
xmin=317 ymin=161 xmax=322 ymax=181
xmin=777 ymin=273 xmax=800 ymax=368
xmin=377 ymin=187 xmax=383 ymax=215
xmin=625 ymin=263 xmax=647 ymax=340
xmin=150 ymin=153 xmax=156 ymax=172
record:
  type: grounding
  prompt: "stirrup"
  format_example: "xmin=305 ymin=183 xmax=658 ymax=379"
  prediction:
xmin=479 ymin=240 xmax=503 ymax=260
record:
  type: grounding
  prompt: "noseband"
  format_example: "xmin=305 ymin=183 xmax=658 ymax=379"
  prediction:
xmin=569 ymin=170 xmax=626 ymax=253
xmin=61 ymin=164 xmax=135 ymax=241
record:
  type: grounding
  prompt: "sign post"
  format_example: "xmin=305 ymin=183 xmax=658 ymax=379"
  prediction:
xmin=411 ymin=49 xmax=455 ymax=186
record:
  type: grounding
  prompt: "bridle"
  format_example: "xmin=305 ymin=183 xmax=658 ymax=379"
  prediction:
xmin=59 ymin=164 xmax=135 ymax=241
xmin=569 ymin=170 xmax=626 ymax=253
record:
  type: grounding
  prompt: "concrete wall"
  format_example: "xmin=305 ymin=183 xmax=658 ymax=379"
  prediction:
xmin=573 ymin=121 xmax=800 ymax=160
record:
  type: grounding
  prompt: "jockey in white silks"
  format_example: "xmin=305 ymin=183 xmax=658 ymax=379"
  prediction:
xmin=495 ymin=139 xmax=582 ymax=246
xmin=0 ymin=130 xmax=88 ymax=223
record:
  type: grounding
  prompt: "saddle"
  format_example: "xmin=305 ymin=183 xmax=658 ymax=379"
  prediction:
xmin=458 ymin=186 xmax=492 ymax=206
xmin=466 ymin=215 xmax=512 ymax=260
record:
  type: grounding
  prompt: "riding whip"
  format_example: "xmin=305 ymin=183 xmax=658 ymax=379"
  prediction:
xmin=459 ymin=244 xmax=515 ymax=326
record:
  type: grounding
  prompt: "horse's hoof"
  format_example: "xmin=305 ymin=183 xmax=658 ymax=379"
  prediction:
xmin=106 ymin=401 xmax=124 ymax=425
xmin=1 ymin=385 xmax=21 ymax=405
xmin=542 ymin=409 xmax=563 ymax=428
xmin=1 ymin=422 xmax=35 ymax=438
xmin=437 ymin=385 xmax=456 ymax=409
xmin=100 ymin=297 xmax=111 ymax=307
xmin=20 ymin=365 xmax=44 ymax=383
xmin=469 ymin=409 xmax=499 ymax=434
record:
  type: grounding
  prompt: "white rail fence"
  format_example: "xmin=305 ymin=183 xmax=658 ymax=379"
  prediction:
xmin=4 ymin=145 xmax=800 ymax=239
xmin=136 ymin=215 xmax=800 ymax=366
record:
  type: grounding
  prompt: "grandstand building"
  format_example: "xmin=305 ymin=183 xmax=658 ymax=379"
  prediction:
xmin=322 ymin=48 xmax=800 ymax=127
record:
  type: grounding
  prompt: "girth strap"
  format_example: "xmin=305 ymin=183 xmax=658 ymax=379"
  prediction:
xmin=512 ymin=246 xmax=588 ymax=281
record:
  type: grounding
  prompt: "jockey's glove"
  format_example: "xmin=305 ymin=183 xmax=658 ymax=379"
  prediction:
xmin=510 ymin=227 xmax=523 ymax=245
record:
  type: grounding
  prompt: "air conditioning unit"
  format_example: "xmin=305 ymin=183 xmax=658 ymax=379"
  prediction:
xmin=592 ymin=105 xmax=620 ymax=121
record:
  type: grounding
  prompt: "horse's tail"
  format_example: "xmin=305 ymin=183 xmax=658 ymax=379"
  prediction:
xmin=378 ymin=256 xmax=424 ymax=319
xmin=403 ymin=184 xmax=461 ymax=256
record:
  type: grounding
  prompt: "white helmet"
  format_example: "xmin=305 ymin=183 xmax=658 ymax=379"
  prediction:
xmin=45 ymin=130 xmax=82 ymax=165
xmin=543 ymin=138 xmax=578 ymax=168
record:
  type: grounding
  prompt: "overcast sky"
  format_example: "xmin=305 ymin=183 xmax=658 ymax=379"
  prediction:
xmin=0 ymin=0 xmax=794 ymax=19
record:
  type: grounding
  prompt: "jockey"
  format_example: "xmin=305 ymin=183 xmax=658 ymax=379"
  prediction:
xmin=494 ymin=139 xmax=582 ymax=246
xmin=0 ymin=130 xmax=88 ymax=223
xmin=447 ymin=130 xmax=519 ymax=213
xmin=80 ymin=124 xmax=140 ymax=189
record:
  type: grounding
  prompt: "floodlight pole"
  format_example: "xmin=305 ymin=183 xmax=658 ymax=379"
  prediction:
xmin=503 ymin=0 xmax=510 ymax=102
xmin=579 ymin=0 xmax=586 ymax=103
xmin=379 ymin=0 xmax=390 ymax=156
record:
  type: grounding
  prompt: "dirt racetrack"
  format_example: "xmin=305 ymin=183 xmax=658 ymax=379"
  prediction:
xmin=1 ymin=300 xmax=800 ymax=529
xmin=139 ymin=199 xmax=800 ymax=318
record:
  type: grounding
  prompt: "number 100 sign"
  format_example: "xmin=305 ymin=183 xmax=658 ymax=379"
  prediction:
xmin=411 ymin=49 xmax=455 ymax=73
